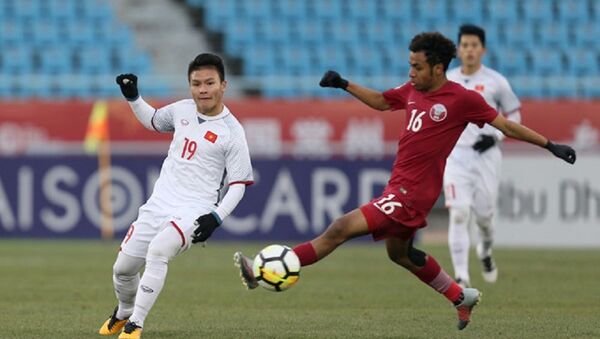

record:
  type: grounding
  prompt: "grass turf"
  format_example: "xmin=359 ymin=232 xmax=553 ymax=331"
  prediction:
xmin=0 ymin=239 xmax=598 ymax=338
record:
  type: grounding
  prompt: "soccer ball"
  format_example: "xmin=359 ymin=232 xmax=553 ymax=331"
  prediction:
xmin=252 ymin=244 xmax=300 ymax=292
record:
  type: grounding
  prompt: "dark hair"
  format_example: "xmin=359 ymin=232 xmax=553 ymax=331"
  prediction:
xmin=188 ymin=53 xmax=225 ymax=81
xmin=458 ymin=24 xmax=486 ymax=47
xmin=409 ymin=32 xmax=456 ymax=71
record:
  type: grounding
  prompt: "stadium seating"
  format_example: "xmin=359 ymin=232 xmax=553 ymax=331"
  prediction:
xmin=2 ymin=0 xmax=599 ymax=99
xmin=186 ymin=0 xmax=600 ymax=99
xmin=0 ymin=0 xmax=157 ymax=99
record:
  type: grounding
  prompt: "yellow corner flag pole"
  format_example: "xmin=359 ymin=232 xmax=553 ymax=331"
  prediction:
xmin=84 ymin=100 xmax=113 ymax=240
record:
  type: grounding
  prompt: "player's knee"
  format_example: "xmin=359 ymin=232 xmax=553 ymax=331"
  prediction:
xmin=113 ymin=253 xmax=143 ymax=277
xmin=475 ymin=214 xmax=493 ymax=229
xmin=407 ymin=246 xmax=426 ymax=267
xmin=450 ymin=206 xmax=470 ymax=225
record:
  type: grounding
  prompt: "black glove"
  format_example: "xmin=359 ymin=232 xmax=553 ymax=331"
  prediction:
xmin=319 ymin=70 xmax=349 ymax=90
xmin=545 ymin=141 xmax=576 ymax=164
xmin=472 ymin=134 xmax=497 ymax=153
xmin=115 ymin=73 xmax=139 ymax=101
xmin=191 ymin=212 xmax=221 ymax=244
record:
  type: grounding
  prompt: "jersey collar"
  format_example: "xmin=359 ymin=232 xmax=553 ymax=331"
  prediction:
xmin=197 ymin=105 xmax=231 ymax=121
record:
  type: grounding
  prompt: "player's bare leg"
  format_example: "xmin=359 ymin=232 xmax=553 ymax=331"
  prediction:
xmin=386 ymin=236 xmax=481 ymax=330
xmin=234 ymin=209 xmax=369 ymax=289
xmin=475 ymin=214 xmax=498 ymax=283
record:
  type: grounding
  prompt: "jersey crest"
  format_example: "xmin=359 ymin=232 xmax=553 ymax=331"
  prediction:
xmin=429 ymin=103 xmax=448 ymax=122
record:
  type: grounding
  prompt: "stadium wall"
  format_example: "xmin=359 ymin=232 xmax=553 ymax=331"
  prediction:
xmin=0 ymin=100 xmax=598 ymax=246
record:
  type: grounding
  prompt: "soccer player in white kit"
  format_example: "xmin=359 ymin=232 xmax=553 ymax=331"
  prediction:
xmin=98 ymin=53 xmax=254 ymax=339
xmin=444 ymin=25 xmax=521 ymax=288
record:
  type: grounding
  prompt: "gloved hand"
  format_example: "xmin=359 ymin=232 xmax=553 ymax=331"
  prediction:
xmin=191 ymin=212 xmax=221 ymax=244
xmin=545 ymin=141 xmax=576 ymax=164
xmin=115 ymin=73 xmax=139 ymax=101
xmin=319 ymin=70 xmax=349 ymax=90
xmin=472 ymin=134 xmax=497 ymax=153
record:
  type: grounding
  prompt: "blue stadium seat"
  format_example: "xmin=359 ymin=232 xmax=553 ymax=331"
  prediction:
xmin=521 ymin=0 xmax=555 ymax=22
xmin=78 ymin=0 xmax=113 ymax=21
xmin=46 ymin=0 xmax=77 ymax=21
xmin=344 ymin=0 xmax=379 ymax=20
xmin=0 ymin=20 xmax=26 ymax=46
xmin=362 ymin=20 xmax=395 ymax=46
xmin=242 ymin=44 xmax=280 ymax=76
xmin=380 ymin=0 xmax=414 ymax=21
xmin=237 ymin=0 xmax=272 ymax=20
xmin=565 ymin=49 xmax=598 ymax=76
xmin=31 ymin=20 xmax=61 ymax=46
xmin=76 ymin=46 xmax=111 ymax=75
xmin=281 ymin=45 xmax=312 ymax=76
xmin=530 ymin=48 xmax=565 ymax=76
xmin=415 ymin=0 xmax=449 ymax=22
xmin=537 ymin=23 xmax=571 ymax=48
xmin=493 ymin=48 xmax=530 ymax=76
xmin=271 ymin=0 xmax=309 ymax=20
xmin=13 ymin=0 xmax=42 ymax=20
xmin=349 ymin=45 xmax=385 ymax=77
xmin=485 ymin=0 xmax=519 ymax=22
xmin=261 ymin=18 xmax=293 ymax=45
xmin=572 ymin=22 xmax=600 ymax=47
xmin=314 ymin=43 xmax=351 ymax=74
xmin=308 ymin=0 xmax=344 ymax=21
xmin=38 ymin=46 xmax=72 ymax=74
xmin=223 ymin=20 xmax=257 ymax=55
xmin=94 ymin=21 xmax=134 ymax=46
xmin=510 ymin=76 xmax=545 ymax=98
xmin=544 ymin=76 xmax=579 ymax=98
xmin=557 ymin=0 xmax=590 ymax=22
xmin=296 ymin=19 xmax=327 ymax=47
xmin=580 ymin=77 xmax=600 ymax=98
xmin=63 ymin=20 xmax=96 ymax=47
xmin=450 ymin=0 xmax=484 ymax=24
xmin=328 ymin=19 xmax=361 ymax=45
xmin=201 ymin=0 xmax=237 ymax=30
xmin=501 ymin=21 xmax=536 ymax=48
xmin=1 ymin=46 xmax=33 ymax=74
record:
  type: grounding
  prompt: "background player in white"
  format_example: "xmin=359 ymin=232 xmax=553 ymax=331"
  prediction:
xmin=444 ymin=24 xmax=521 ymax=288
xmin=98 ymin=53 xmax=254 ymax=339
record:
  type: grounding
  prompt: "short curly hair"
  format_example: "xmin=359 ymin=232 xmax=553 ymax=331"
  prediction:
xmin=409 ymin=32 xmax=457 ymax=71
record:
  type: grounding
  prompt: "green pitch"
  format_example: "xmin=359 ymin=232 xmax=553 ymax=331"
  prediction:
xmin=0 ymin=239 xmax=598 ymax=339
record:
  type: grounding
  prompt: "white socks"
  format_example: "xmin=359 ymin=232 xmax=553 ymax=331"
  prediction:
xmin=129 ymin=258 xmax=168 ymax=328
xmin=113 ymin=252 xmax=145 ymax=320
xmin=448 ymin=206 xmax=471 ymax=283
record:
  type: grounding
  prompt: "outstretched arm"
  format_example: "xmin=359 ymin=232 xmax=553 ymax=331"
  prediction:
xmin=319 ymin=70 xmax=390 ymax=111
xmin=490 ymin=114 xmax=576 ymax=164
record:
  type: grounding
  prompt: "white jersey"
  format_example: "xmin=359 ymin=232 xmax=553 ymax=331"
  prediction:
xmin=147 ymin=99 xmax=254 ymax=212
xmin=447 ymin=65 xmax=521 ymax=147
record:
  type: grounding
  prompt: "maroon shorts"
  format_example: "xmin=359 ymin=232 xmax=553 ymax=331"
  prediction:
xmin=359 ymin=191 xmax=427 ymax=241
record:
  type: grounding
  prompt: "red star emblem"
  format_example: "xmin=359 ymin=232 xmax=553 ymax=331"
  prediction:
xmin=204 ymin=131 xmax=218 ymax=143
xmin=475 ymin=84 xmax=485 ymax=92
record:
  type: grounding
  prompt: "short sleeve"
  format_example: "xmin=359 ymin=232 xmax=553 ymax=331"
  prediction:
xmin=382 ymin=82 xmax=411 ymax=111
xmin=151 ymin=103 xmax=176 ymax=132
xmin=225 ymin=126 xmax=254 ymax=185
xmin=496 ymin=76 xmax=521 ymax=114
xmin=462 ymin=90 xmax=499 ymax=127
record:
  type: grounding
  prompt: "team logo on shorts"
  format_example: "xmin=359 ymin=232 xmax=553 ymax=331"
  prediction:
xmin=429 ymin=104 xmax=447 ymax=122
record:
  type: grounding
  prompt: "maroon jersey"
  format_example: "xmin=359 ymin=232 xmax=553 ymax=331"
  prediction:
xmin=382 ymin=80 xmax=498 ymax=216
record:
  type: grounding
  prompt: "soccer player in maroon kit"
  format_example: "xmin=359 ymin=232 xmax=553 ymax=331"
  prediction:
xmin=235 ymin=32 xmax=576 ymax=330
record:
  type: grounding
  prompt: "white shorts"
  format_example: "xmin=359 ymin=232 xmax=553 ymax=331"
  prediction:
xmin=443 ymin=145 xmax=501 ymax=218
xmin=119 ymin=194 xmax=212 ymax=259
